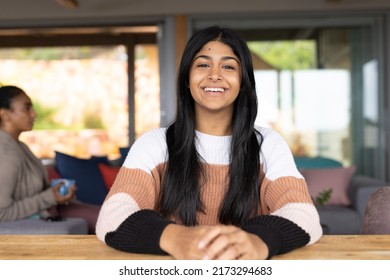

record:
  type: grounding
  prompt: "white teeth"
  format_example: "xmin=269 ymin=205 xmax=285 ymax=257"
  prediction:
xmin=204 ymin=87 xmax=224 ymax=92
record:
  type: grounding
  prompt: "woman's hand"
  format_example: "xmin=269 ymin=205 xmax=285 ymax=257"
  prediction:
xmin=160 ymin=224 xmax=215 ymax=259
xmin=51 ymin=182 xmax=76 ymax=204
xmin=160 ymin=224 xmax=268 ymax=260
xmin=197 ymin=225 xmax=269 ymax=260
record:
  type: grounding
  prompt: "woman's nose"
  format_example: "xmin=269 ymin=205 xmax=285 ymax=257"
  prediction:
xmin=208 ymin=66 xmax=222 ymax=81
xmin=30 ymin=108 xmax=37 ymax=120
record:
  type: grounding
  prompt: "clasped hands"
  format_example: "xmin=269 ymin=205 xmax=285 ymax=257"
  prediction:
xmin=160 ymin=224 xmax=269 ymax=260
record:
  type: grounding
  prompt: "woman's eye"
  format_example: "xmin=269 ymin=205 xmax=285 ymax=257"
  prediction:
xmin=223 ymin=65 xmax=235 ymax=70
xmin=197 ymin=63 xmax=209 ymax=68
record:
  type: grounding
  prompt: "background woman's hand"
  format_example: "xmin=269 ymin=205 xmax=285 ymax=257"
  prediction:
xmin=51 ymin=182 xmax=76 ymax=204
xmin=160 ymin=224 xmax=269 ymax=260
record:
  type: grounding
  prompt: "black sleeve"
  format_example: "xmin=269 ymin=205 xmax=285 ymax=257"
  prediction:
xmin=105 ymin=209 xmax=175 ymax=255
xmin=241 ymin=215 xmax=310 ymax=259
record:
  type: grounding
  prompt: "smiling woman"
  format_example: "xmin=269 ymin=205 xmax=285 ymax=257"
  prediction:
xmin=96 ymin=25 xmax=322 ymax=260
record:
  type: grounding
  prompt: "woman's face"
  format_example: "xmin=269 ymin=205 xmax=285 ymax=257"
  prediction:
xmin=5 ymin=93 xmax=36 ymax=133
xmin=189 ymin=40 xmax=241 ymax=117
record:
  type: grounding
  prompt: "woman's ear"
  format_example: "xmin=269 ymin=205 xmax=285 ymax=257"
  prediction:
xmin=0 ymin=108 xmax=10 ymax=123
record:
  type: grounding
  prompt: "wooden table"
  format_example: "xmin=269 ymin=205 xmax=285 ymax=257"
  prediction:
xmin=272 ymin=235 xmax=390 ymax=260
xmin=0 ymin=235 xmax=389 ymax=260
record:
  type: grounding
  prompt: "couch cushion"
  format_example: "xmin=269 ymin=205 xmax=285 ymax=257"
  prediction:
xmin=300 ymin=166 xmax=356 ymax=206
xmin=55 ymin=151 xmax=108 ymax=205
xmin=119 ymin=147 xmax=130 ymax=163
xmin=294 ymin=156 xmax=343 ymax=169
xmin=98 ymin=163 xmax=120 ymax=190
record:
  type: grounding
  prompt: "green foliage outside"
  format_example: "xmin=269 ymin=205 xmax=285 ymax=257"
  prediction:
xmin=135 ymin=46 xmax=147 ymax=60
xmin=248 ymin=40 xmax=316 ymax=70
xmin=32 ymin=100 xmax=66 ymax=130
xmin=83 ymin=111 xmax=105 ymax=129
xmin=32 ymin=100 xmax=105 ymax=130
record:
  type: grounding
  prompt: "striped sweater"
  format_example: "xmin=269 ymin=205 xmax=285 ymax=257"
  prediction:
xmin=96 ymin=126 xmax=322 ymax=258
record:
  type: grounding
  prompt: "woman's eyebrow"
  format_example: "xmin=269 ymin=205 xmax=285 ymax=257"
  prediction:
xmin=193 ymin=55 xmax=240 ymax=64
xmin=221 ymin=56 xmax=240 ymax=64
xmin=193 ymin=54 xmax=211 ymax=61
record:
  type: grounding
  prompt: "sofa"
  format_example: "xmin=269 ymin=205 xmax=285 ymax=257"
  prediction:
xmin=0 ymin=149 xmax=129 ymax=235
xmin=0 ymin=217 xmax=88 ymax=234
xmin=295 ymin=156 xmax=389 ymax=234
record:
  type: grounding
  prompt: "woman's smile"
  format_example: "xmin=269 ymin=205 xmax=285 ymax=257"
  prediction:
xmin=202 ymin=86 xmax=227 ymax=96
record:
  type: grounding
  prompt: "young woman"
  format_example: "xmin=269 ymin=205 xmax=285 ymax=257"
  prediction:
xmin=0 ymin=85 xmax=99 ymax=233
xmin=96 ymin=26 xmax=322 ymax=259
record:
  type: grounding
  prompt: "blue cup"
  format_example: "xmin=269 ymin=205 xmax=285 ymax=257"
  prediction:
xmin=50 ymin=179 xmax=75 ymax=196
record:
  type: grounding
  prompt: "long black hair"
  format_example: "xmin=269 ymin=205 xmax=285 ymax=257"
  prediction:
xmin=159 ymin=26 xmax=263 ymax=226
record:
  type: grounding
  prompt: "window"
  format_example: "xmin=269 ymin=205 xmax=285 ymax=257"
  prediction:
xmin=0 ymin=46 xmax=129 ymax=159
xmin=0 ymin=28 xmax=160 ymax=160
xmin=249 ymin=36 xmax=352 ymax=166
xmin=193 ymin=15 xmax=385 ymax=178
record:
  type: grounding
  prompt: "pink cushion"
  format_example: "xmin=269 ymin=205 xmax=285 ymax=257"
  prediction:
xmin=300 ymin=166 xmax=356 ymax=206
xmin=98 ymin=163 xmax=120 ymax=190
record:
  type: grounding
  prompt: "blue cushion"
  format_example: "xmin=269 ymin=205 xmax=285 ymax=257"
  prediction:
xmin=119 ymin=147 xmax=130 ymax=164
xmin=294 ymin=156 xmax=343 ymax=169
xmin=55 ymin=151 xmax=108 ymax=205
xmin=90 ymin=155 xmax=110 ymax=165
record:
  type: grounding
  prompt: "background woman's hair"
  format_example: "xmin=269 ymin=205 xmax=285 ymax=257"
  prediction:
xmin=0 ymin=85 xmax=25 ymax=110
xmin=159 ymin=26 xmax=263 ymax=226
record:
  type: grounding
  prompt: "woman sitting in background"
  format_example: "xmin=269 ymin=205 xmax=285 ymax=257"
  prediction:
xmin=0 ymin=85 xmax=99 ymax=233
